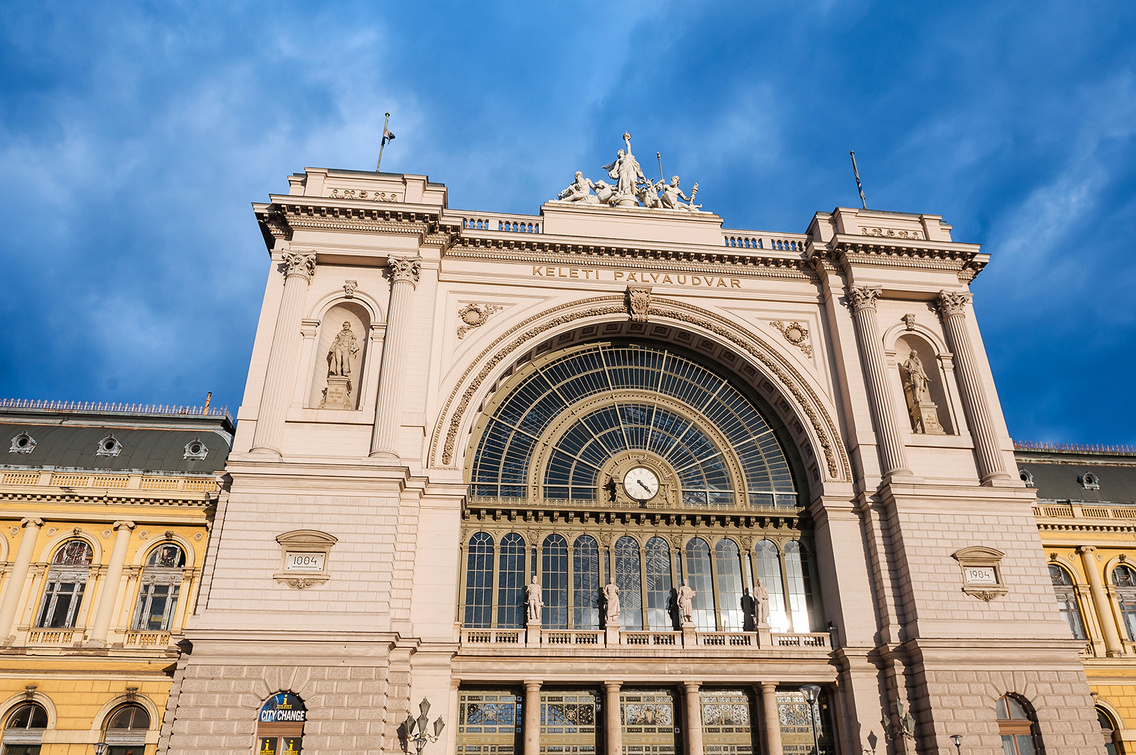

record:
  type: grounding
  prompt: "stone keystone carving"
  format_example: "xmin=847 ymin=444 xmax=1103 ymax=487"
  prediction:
xmin=847 ymin=286 xmax=882 ymax=312
xmin=627 ymin=287 xmax=652 ymax=323
xmin=551 ymin=132 xmax=706 ymax=212
xmin=388 ymin=256 xmax=422 ymax=286
xmin=937 ymin=290 xmax=972 ymax=317
xmin=281 ymin=251 xmax=317 ymax=281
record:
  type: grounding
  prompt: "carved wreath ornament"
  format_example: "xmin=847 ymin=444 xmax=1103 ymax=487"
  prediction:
xmin=769 ymin=321 xmax=812 ymax=357
xmin=457 ymin=304 xmax=502 ymax=339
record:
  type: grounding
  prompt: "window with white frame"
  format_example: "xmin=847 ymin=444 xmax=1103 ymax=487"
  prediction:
xmin=36 ymin=540 xmax=93 ymax=629
xmin=133 ymin=543 xmax=186 ymax=631
xmin=1112 ymin=564 xmax=1136 ymax=641
xmin=3 ymin=702 xmax=48 ymax=755
xmin=1048 ymin=564 xmax=1087 ymax=640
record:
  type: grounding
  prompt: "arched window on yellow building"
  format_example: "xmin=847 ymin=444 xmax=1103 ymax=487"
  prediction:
xmin=2 ymin=702 xmax=48 ymax=755
xmin=104 ymin=704 xmax=149 ymax=755
xmin=1097 ymin=707 xmax=1122 ymax=755
xmin=1112 ymin=565 xmax=1136 ymax=641
xmin=133 ymin=543 xmax=186 ymax=631
xmin=1048 ymin=564 xmax=1086 ymax=640
xmin=36 ymin=539 xmax=93 ymax=628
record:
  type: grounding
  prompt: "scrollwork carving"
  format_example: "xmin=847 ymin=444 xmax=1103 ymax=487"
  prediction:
xmin=847 ymin=286 xmax=882 ymax=313
xmin=937 ymin=290 xmax=972 ymax=317
xmin=769 ymin=321 xmax=813 ymax=357
xmin=281 ymin=251 xmax=316 ymax=282
xmin=627 ymin=287 xmax=652 ymax=323
xmin=388 ymin=256 xmax=421 ymax=287
xmin=457 ymin=304 xmax=503 ymax=339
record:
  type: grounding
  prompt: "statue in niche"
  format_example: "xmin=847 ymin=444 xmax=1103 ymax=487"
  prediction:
xmin=526 ymin=575 xmax=543 ymax=623
xmin=899 ymin=348 xmax=945 ymax=434
xmin=657 ymin=176 xmax=700 ymax=212
xmin=328 ymin=322 xmax=359 ymax=377
xmin=603 ymin=577 xmax=621 ymax=625
xmin=557 ymin=172 xmax=600 ymax=204
xmin=677 ymin=579 xmax=696 ymax=625
xmin=602 ymin=133 xmax=646 ymax=204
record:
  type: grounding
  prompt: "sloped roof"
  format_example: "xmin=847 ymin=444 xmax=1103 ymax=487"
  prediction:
xmin=1015 ymin=445 xmax=1136 ymax=505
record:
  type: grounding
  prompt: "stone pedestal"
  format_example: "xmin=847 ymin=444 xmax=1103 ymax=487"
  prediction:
xmin=681 ymin=621 xmax=697 ymax=646
xmin=321 ymin=376 xmax=352 ymax=409
xmin=526 ymin=619 xmax=541 ymax=646
xmin=605 ymin=622 xmax=621 ymax=646
xmin=908 ymin=400 xmax=944 ymax=434
xmin=320 ymin=375 xmax=352 ymax=409
xmin=757 ymin=624 xmax=772 ymax=648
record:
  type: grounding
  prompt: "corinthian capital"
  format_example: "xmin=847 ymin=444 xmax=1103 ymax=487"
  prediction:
xmin=937 ymin=290 xmax=973 ymax=317
xmin=847 ymin=286 xmax=882 ymax=313
xmin=281 ymin=251 xmax=317 ymax=282
xmin=388 ymin=256 xmax=422 ymax=287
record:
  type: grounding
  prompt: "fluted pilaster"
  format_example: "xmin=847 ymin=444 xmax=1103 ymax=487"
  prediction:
xmin=848 ymin=287 xmax=910 ymax=477
xmin=250 ymin=251 xmax=316 ymax=456
xmin=937 ymin=290 xmax=1009 ymax=483
xmin=370 ymin=256 xmax=421 ymax=459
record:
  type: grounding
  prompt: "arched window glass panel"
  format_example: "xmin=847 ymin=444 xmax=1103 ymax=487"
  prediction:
xmin=784 ymin=541 xmax=810 ymax=633
xmin=754 ymin=540 xmax=788 ymax=632
xmin=497 ymin=533 xmax=527 ymax=629
xmin=996 ymin=695 xmax=1040 ymax=755
xmin=146 ymin=543 xmax=185 ymax=568
xmin=715 ymin=539 xmax=745 ymax=631
xmin=52 ymin=540 xmax=93 ymax=565
xmin=1048 ymin=565 xmax=1086 ymax=640
xmin=3 ymin=703 xmax=48 ymax=755
xmin=1113 ymin=565 xmax=1136 ymax=640
xmin=464 ymin=533 xmax=494 ymax=628
xmin=1098 ymin=708 xmax=1120 ymax=755
xmin=573 ymin=535 xmax=600 ymax=629
xmin=37 ymin=540 xmax=93 ymax=629
xmin=645 ymin=537 xmax=675 ymax=630
xmin=134 ymin=543 xmax=185 ymax=631
xmin=615 ymin=536 xmax=643 ymax=630
xmin=685 ymin=538 xmax=716 ymax=631
xmin=542 ymin=535 xmax=568 ymax=629
xmin=107 ymin=704 xmax=150 ymax=730
xmin=105 ymin=703 xmax=149 ymax=755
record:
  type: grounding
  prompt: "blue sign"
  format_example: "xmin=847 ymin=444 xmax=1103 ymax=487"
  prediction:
xmin=260 ymin=692 xmax=307 ymax=723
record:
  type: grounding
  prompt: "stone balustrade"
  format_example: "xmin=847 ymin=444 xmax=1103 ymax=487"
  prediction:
xmin=459 ymin=626 xmax=831 ymax=650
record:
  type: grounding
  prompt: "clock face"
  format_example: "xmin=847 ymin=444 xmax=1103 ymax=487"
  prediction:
xmin=624 ymin=467 xmax=660 ymax=501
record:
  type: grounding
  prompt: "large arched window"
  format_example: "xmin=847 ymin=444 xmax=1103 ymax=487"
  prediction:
xmin=1048 ymin=564 xmax=1086 ymax=640
xmin=1113 ymin=565 xmax=1136 ymax=640
xmin=464 ymin=533 xmax=494 ymax=628
xmin=615 ymin=537 xmax=643 ymax=630
xmin=685 ymin=538 xmax=715 ymax=631
xmin=497 ymin=534 xmax=527 ymax=629
xmin=1098 ymin=707 xmax=1122 ymax=755
xmin=715 ymin=539 xmax=745 ymax=631
xmin=754 ymin=540 xmax=789 ymax=632
xmin=645 ymin=537 xmax=675 ymax=631
xmin=996 ymin=695 xmax=1041 ymax=755
xmin=37 ymin=539 xmax=93 ymax=629
xmin=3 ymin=702 xmax=48 ymax=755
xmin=133 ymin=543 xmax=186 ymax=632
xmin=572 ymin=535 xmax=600 ymax=629
xmin=542 ymin=535 xmax=568 ymax=629
xmin=104 ymin=704 xmax=150 ymax=755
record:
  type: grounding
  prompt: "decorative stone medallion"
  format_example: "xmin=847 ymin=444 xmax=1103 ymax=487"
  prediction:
xmin=769 ymin=321 xmax=813 ymax=357
xmin=457 ymin=303 xmax=502 ymax=339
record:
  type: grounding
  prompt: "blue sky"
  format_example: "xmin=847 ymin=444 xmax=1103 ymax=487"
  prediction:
xmin=1 ymin=1 xmax=1133 ymax=444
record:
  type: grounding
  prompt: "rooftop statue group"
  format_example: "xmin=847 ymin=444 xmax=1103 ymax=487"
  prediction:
xmin=555 ymin=132 xmax=702 ymax=212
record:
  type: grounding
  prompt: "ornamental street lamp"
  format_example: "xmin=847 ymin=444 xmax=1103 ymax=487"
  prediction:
xmin=403 ymin=698 xmax=446 ymax=755
xmin=802 ymin=684 xmax=822 ymax=755
xmin=94 ymin=743 xmax=109 ymax=755
xmin=951 ymin=734 xmax=963 ymax=755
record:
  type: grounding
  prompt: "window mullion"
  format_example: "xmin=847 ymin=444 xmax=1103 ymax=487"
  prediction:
xmin=638 ymin=538 xmax=648 ymax=632
xmin=778 ymin=546 xmax=794 ymax=633
xmin=490 ymin=535 xmax=501 ymax=629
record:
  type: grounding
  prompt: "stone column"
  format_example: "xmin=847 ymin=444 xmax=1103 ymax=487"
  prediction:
xmin=683 ymin=681 xmax=703 ymax=755
xmin=251 ymin=251 xmax=316 ymax=456
xmin=88 ymin=521 xmax=135 ymax=643
xmin=757 ymin=682 xmax=782 ymax=755
xmin=524 ymin=680 xmax=541 ymax=755
xmin=604 ymin=681 xmax=623 ymax=755
xmin=370 ymin=256 xmax=421 ymax=460
xmin=0 ymin=518 xmax=43 ymax=641
xmin=1080 ymin=546 xmax=1123 ymax=656
xmin=936 ymin=290 xmax=1010 ymax=483
xmin=847 ymin=287 xmax=910 ymax=477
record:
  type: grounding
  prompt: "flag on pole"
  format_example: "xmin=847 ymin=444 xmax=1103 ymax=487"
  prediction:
xmin=382 ymin=128 xmax=396 ymax=147
xmin=850 ymin=151 xmax=867 ymax=209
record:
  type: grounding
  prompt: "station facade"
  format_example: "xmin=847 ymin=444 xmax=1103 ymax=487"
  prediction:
xmin=157 ymin=150 xmax=1105 ymax=755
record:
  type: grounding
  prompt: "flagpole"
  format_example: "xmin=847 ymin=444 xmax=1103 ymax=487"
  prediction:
xmin=376 ymin=112 xmax=390 ymax=172
xmin=850 ymin=150 xmax=867 ymax=209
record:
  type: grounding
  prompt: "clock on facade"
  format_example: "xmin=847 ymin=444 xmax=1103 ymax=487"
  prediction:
xmin=623 ymin=467 xmax=660 ymax=501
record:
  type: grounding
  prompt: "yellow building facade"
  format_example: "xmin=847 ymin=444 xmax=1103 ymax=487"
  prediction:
xmin=0 ymin=400 xmax=232 ymax=755
xmin=1021 ymin=443 xmax=1136 ymax=755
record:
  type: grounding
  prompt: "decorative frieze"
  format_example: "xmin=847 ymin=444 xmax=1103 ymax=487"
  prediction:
xmin=327 ymin=187 xmax=402 ymax=202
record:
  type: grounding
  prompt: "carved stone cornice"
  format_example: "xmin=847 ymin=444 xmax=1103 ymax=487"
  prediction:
xmin=461 ymin=499 xmax=802 ymax=532
xmin=847 ymin=286 xmax=882 ymax=313
xmin=388 ymin=256 xmax=422 ymax=287
xmin=811 ymin=238 xmax=987 ymax=283
xmin=937 ymin=290 xmax=972 ymax=317
xmin=255 ymin=201 xmax=440 ymax=242
xmin=281 ymin=252 xmax=316 ymax=282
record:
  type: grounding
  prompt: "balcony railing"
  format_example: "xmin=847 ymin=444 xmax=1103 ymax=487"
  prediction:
xmin=25 ymin=628 xmax=83 ymax=646
xmin=459 ymin=626 xmax=830 ymax=651
xmin=123 ymin=630 xmax=173 ymax=647
xmin=1032 ymin=502 xmax=1136 ymax=521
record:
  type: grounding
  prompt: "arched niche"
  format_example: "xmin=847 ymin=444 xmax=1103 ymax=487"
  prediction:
xmin=894 ymin=334 xmax=954 ymax=435
xmin=308 ymin=301 xmax=371 ymax=410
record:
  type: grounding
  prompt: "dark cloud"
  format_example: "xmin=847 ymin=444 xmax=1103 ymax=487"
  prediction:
xmin=0 ymin=0 xmax=1133 ymax=444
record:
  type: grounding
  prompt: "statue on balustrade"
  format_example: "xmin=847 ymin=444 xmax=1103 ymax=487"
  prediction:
xmin=752 ymin=579 xmax=770 ymax=627
xmin=677 ymin=580 xmax=696 ymax=625
xmin=603 ymin=577 xmax=621 ymax=625
xmin=526 ymin=575 xmax=543 ymax=623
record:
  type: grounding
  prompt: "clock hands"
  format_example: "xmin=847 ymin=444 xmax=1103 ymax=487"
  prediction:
xmin=638 ymin=479 xmax=653 ymax=493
